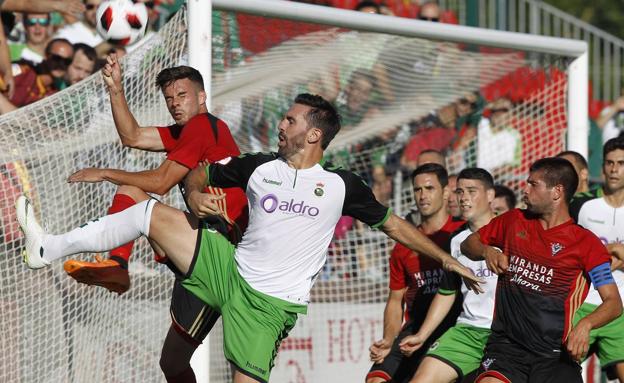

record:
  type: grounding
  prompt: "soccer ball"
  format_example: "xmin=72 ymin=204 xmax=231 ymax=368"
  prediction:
xmin=96 ymin=0 xmax=148 ymax=46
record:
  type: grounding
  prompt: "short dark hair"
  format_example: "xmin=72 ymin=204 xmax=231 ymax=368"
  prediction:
xmin=355 ymin=1 xmax=381 ymax=13
xmin=556 ymin=150 xmax=588 ymax=170
xmin=603 ymin=137 xmax=624 ymax=159
xmin=73 ymin=43 xmax=97 ymax=63
xmin=529 ymin=157 xmax=578 ymax=202
xmin=294 ymin=93 xmax=341 ymax=149
xmin=457 ymin=167 xmax=494 ymax=190
xmin=156 ymin=66 xmax=205 ymax=91
xmin=494 ymin=184 xmax=517 ymax=210
xmin=411 ymin=163 xmax=448 ymax=187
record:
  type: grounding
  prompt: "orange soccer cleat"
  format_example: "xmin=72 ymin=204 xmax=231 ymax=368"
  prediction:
xmin=63 ymin=255 xmax=130 ymax=294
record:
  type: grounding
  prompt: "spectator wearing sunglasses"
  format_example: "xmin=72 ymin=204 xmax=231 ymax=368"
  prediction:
xmin=0 ymin=38 xmax=74 ymax=112
xmin=417 ymin=2 xmax=441 ymax=23
xmin=9 ymin=13 xmax=52 ymax=64
xmin=55 ymin=0 xmax=104 ymax=48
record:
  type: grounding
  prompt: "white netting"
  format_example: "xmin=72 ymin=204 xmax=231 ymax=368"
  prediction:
xmin=0 ymin=5 xmax=572 ymax=382
xmin=0 ymin=10 xmax=188 ymax=383
xmin=208 ymin=10 xmax=570 ymax=383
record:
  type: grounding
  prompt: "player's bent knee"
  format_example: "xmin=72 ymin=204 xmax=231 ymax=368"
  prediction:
xmin=366 ymin=377 xmax=387 ymax=383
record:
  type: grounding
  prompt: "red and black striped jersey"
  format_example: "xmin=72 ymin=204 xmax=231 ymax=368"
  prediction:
xmin=389 ymin=215 xmax=465 ymax=325
xmin=478 ymin=208 xmax=610 ymax=356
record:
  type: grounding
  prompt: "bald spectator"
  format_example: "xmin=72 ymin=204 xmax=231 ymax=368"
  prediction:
xmin=417 ymin=149 xmax=446 ymax=167
xmin=418 ymin=1 xmax=441 ymax=22
xmin=10 ymin=13 xmax=52 ymax=64
xmin=491 ymin=184 xmax=516 ymax=216
xmin=55 ymin=0 xmax=104 ymax=47
xmin=556 ymin=150 xmax=590 ymax=194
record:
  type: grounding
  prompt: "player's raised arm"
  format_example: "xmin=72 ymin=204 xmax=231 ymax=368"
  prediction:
xmin=381 ymin=214 xmax=483 ymax=287
xmin=103 ymin=53 xmax=164 ymax=151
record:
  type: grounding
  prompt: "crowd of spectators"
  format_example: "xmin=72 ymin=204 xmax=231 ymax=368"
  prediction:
xmin=0 ymin=0 xmax=183 ymax=115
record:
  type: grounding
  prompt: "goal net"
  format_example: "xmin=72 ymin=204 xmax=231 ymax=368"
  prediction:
xmin=0 ymin=2 xmax=584 ymax=382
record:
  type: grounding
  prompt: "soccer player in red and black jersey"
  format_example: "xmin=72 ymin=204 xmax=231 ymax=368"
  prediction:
xmin=461 ymin=157 xmax=623 ymax=383
xmin=63 ymin=54 xmax=248 ymax=382
xmin=367 ymin=163 xmax=464 ymax=383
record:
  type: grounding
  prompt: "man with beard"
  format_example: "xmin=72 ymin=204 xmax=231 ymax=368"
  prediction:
xmin=461 ymin=157 xmax=622 ymax=383
xmin=17 ymin=93 xmax=481 ymax=383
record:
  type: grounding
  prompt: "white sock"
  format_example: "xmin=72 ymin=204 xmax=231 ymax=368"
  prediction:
xmin=41 ymin=199 xmax=156 ymax=263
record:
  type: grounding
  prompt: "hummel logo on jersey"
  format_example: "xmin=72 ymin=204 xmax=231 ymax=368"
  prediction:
xmin=551 ymin=242 xmax=564 ymax=256
xmin=588 ymin=217 xmax=606 ymax=224
xmin=262 ymin=178 xmax=282 ymax=186
xmin=482 ymin=358 xmax=495 ymax=370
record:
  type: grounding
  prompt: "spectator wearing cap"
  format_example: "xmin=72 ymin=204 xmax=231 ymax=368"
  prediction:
xmin=9 ymin=13 xmax=52 ymax=64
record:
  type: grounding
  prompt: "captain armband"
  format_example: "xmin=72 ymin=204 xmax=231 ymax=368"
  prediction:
xmin=588 ymin=262 xmax=616 ymax=288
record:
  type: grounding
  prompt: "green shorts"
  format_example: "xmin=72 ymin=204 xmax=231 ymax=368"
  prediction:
xmin=574 ymin=302 xmax=624 ymax=368
xmin=426 ymin=323 xmax=491 ymax=379
xmin=182 ymin=227 xmax=307 ymax=382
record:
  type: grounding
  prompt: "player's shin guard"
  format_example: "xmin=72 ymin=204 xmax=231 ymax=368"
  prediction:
xmin=42 ymin=199 xmax=156 ymax=263
xmin=107 ymin=193 xmax=137 ymax=264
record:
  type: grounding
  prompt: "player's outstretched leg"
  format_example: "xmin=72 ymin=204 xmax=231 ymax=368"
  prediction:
xmin=16 ymin=195 xmax=198 ymax=276
xmin=63 ymin=185 xmax=150 ymax=294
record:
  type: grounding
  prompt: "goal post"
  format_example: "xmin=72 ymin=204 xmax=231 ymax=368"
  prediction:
xmin=208 ymin=0 xmax=588 ymax=157
xmin=0 ymin=1 xmax=591 ymax=382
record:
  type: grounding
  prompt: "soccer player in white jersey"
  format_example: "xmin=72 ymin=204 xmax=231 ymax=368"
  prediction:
xmin=570 ymin=137 xmax=624 ymax=381
xmin=16 ymin=93 xmax=481 ymax=383
xmin=400 ymin=167 xmax=499 ymax=383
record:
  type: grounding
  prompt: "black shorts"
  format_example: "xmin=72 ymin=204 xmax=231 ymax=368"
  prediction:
xmin=475 ymin=335 xmax=582 ymax=383
xmin=169 ymin=278 xmax=220 ymax=345
xmin=366 ymin=321 xmax=441 ymax=383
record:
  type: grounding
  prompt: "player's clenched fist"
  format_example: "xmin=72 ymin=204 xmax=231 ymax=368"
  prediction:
xmin=102 ymin=53 xmax=123 ymax=94
xmin=187 ymin=190 xmax=226 ymax=218
xmin=482 ymin=246 xmax=508 ymax=274
xmin=566 ymin=318 xmax=591 ymax=362
xmin=398 ymin=333 xmax=426 ymax=357
xmin=369 ymin=338 xmax=392 ymax=364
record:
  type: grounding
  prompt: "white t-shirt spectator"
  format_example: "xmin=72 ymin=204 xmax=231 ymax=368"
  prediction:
xmin=600 ymin=109 xmax=624 ymax=144
xmin=55 ymin=22 xmax=103 ymax=47
xmin=477 ymin=117 xmax=521 ymax=172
